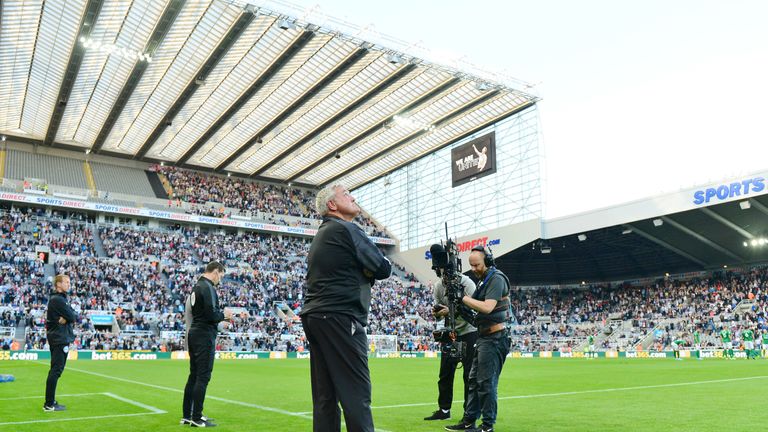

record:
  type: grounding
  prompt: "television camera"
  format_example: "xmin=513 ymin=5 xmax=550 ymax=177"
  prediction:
xmin=430 ymin=224 xmax=477 ymax=361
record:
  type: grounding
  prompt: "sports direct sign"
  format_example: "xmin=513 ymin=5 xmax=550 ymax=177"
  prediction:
xmin=424 ymin=236 xmax=501 ymax=260
xmin=692 ymin=176 xmax=765 ymax=205
xmin=0 ymin=192 xmax=394 ymax=245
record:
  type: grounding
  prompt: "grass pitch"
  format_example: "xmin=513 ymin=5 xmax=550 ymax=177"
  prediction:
xmin=1 ymin=357 xmax=766 ymax=431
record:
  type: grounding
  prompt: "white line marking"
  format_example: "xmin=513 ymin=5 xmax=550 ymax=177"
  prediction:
xmin=103 ymin=392 xmax=166 ymax=414
xmin=0 ymin=393 xmax=103 ymax=401
xmin=31 ymin=362 xmax=393 ymax=431
xmin=56 ymin=364 xmax=309 ymax=417
xmin=365 ymin=375 xmax=768 ymax=410
xmin=0 ymin=392 xmax=166 ymax=426
xmin=0 ymin=412 xmax=163 ymax=426
xmin=496 ymin=375 xmax=768 ymax=400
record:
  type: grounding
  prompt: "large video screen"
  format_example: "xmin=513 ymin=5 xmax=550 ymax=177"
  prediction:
xmin=451 ymin=132 xmax=497 ymax=187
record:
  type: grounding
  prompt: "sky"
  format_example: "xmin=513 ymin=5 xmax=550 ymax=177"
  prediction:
xmin=257 ymin=0 xmax=768 ymax=218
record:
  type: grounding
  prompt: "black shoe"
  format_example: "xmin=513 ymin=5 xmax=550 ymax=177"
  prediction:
xmin=190 ymin=418 xmax=218 ymax=428
xmin=43 ymin=403 xmax=66 ymax=412
xmin=425 ymin=409 xmax=450 ymax=420
xmin=479 ymin=423 xmax=494 ymax=432
xmin=445 ymin=420 xmax=475 ymax=431
xmin=181 ymin=415 xmax=213 ymax=425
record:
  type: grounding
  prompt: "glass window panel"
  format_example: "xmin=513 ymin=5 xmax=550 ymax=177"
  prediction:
xmin=57 ymin=0 xmax=165 ymax=147
xmin=0 ymin=0 xmax=44 ymax=133
xmin=172 ymin=22 xmax=304 ymax=164
xmin=352 ymin=106 xmax=542 ymax=251
xmin=145 ymin=15 xmax=278 ymax=162
xmin=102 ymin=1 xmax=238 ymax=154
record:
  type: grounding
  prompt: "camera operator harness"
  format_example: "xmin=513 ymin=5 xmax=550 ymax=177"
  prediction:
xmin=430 ymin=224 xmax=514 ymax=361
xmin=472 ymin=268 xmax=512 ymax=337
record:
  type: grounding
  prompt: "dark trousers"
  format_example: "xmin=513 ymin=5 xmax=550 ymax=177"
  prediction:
xmin=45 ymin=344 xmax=68 ymax=406
xmin=301 ymin=313 xmax=374 ymax=432
xmin=183 ymin=328 xmax=216 ymax=420
xmin=464 ymin=331 xmax=510 ymax=426
xmin=438 ymin=331 xmax=478 ymax=411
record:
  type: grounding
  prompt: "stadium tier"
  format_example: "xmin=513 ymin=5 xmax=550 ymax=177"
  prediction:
xmin=0 ymin=148 xmax=389 ymax=238
xmin=3 ymin=204 xmax=768 ymax=356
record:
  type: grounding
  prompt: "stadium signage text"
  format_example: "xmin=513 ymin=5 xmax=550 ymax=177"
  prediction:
xmin=237 ymin=353 xmax=260 ymax=359
xmin=91 ymin=351 xmax=158 ymax=360
xmin=692 ymin=177 xmax=765 ymax=205
xmin=0 ymin=192 xmax=393 ymax=245
xmin=424 ymin=237 xmax=501 ymax=260
xmin=0 ymin=351 xmax=39 ymax=360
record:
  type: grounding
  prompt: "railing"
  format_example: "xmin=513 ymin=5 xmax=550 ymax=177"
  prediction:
xmin=0 ymin=326 xmax=15 ymax=338
xmin=119 ymin=330 xmax=153 ymax=337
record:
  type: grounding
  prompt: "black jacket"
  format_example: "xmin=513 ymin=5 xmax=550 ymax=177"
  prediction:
xmin=189 ymin=276 xmax=225 ymax=334
xmin=46 ymin=291 xmax=77 ymax=346
xmin=301 ymin=216 xmax=392 ymax=326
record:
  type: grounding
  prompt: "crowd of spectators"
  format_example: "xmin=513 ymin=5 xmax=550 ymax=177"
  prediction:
xmin=1 ymin=208 xmax=95 ymax=256
xmin=100 ymin=226 xmax=198 ymax=265
xmin=156 ymin=166 xmax=317 ymax=219
xmin=508 ymin=266 xmax=768 ymax=352
xmin=154 ymin=165 xmax=389 ymax=237
xmin=7 ymin=204 xmax=768 ymax=355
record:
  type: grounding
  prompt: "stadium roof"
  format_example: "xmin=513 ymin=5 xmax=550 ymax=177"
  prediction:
xmin=496 ymin=191 xmax=768 ymax=286
xmin=0 ymin=0 xmax=537 ymax=190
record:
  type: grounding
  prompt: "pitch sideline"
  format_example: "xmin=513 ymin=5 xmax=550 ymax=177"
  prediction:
xmin=33 ymin=362 xmax=392 ymax=432
xmin=0 ymin=392 xmax=166 ymax=426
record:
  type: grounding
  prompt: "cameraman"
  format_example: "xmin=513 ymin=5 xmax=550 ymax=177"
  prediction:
xmin=446 ymin=246 xmax=511 ymax=432
xmin=424 ymin=275 xmax=477 ymax=421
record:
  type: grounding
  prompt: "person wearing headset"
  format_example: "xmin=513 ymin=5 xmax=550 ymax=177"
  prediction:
xmin=445 ymin=246 xmax=512 ymax=432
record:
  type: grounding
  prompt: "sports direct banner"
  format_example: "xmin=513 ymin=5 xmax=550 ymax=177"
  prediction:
xmin=0 ymin=192 xmax=395 ymax=245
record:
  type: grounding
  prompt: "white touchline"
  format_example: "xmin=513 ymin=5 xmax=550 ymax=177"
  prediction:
xmin=495 ymin=375 xmax=768 ymax=401
xmin=35 ymin=363 xmax=392 ymax=432
xmin=0 ymin=412 xmax=164 ymax=426
xmin=363 ymin=375 xmax=768 ymax=410
xmin=0 ymin=392 xmax=167 ymax=426
xmin=54 ymin=364 xmax=310 ymax=418
xmin=103 ymin=392 xmax=167 ymax=414
xmin=0 ymin=393 xmax=103 ymax=401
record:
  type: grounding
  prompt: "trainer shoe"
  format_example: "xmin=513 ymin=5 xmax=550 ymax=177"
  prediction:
xmin=43 ymin=403 xmax=66 ymax=412
xmin=479 ymin=423 xmax=494 ymax=432
xmin=190 ymin=418 xmax=218 ymax=428
xmin=181 ymin=415 xmax=214 ymax=425
xmin=445 ymin=419 xmax=475 ymax=431
xmin=424 ymin=409 xmax=450 ymax=420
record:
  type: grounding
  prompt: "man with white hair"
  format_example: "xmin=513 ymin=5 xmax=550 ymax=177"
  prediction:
xmin=300 ymin=184 xmax=392 ymax=432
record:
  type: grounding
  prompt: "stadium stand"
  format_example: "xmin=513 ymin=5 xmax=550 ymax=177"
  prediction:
xmin=157 ymin=165 xmax=316 ymax=218
xmin=90 ymin=162 xmax=156 ymax=198
xmin=1 ymin=149 xmax=390 ymax=240
xmin=3 ymin=199 xmax=768 ymax=356
xmin=0 ymin=204 xmax=406 ymax=351
xmin=5 ymin=147 xmax=762 ymax=355
xmin=4 ymin=149 xmax=88 ymax=189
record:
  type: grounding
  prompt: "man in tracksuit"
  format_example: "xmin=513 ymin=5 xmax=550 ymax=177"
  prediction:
xmin=300 ymin=184 xmax=392 ymax=432
xmin=182 ymin=261 xmax=232 ymax=428
xmin=44 ymin=274 xmax=78 ymax=412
